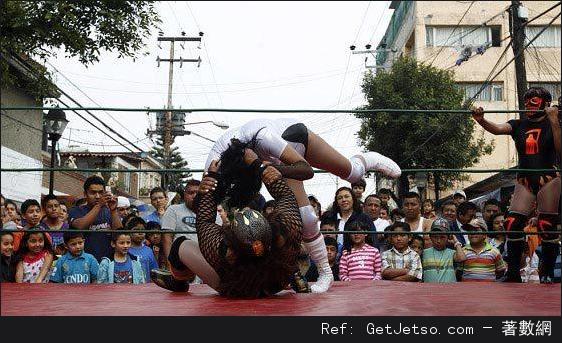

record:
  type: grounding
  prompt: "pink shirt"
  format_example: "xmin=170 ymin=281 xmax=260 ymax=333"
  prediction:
xmin=339 ymin=244 xmax=382 ymax=281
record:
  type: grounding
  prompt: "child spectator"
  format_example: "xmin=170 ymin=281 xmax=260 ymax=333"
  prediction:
xmin=59 ymin=203 xmax=69 ymax=223
xmin=422 ymin=199 xmax=438 ymax=220
xmin=50 ymin=232 xmax=99 ymax=284
xmin=41 ymin=194 xmax=69 ymax=256
xmin=320 ymin=216 xmax=343 ymax=260
xmin=1 ymin=232 xmax=17 ymax=282
xmin=460 ymin=218 xmax=506 ymax=282
xmin=15 ymin=231 xmax=54 ymax=283
xmin=339 ymin=220 xmax=382 ymax=281
xmin=409 ymin=235 xmax=425 ymax=258
xmin=97 ymin=232 xmax=145 ymax=284
xmin=381 ymin=222 xmax=422 ymax=282
xmin=13 ymin=199 xmax=52 ymax=253
xmin=145 ymin=221 xmax=165 ymax=268
xmin=127 ymin=217 xmax=158 ymax=283
xmin=379 ymin=205 xmax=390 ymax=221
xmin=422 ymin=218 xmax=466 ymax=283
xmin=390 ymin=208 xmax=405 ymax=223
xmin=305 ymin=236 xmax=340 ymax=282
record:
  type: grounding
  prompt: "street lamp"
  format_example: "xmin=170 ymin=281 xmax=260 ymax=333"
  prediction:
xmin=183 ymin=120 xmax=229 ymax=129
xmin=44 ymin=108 xmax=69 ymax=195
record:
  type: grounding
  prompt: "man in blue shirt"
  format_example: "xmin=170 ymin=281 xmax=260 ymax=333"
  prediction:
xmin=51 ymin=232 xmax=99 ymax=283
xmin=143 ymin=187 xmax=168 ymax=225
xmin=68 ymin=175 xmax=123 ymax=261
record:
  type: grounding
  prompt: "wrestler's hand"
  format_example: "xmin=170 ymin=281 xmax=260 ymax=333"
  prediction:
xmin=471 ymin=107 xmax=484 ymax=122
xmin=199 ymin=177 xmax=218 ymax=194
xmin=262 ymin=165 xmax=282 ymax=185
xmin=243 ymin=148 xmax=259 ymax=166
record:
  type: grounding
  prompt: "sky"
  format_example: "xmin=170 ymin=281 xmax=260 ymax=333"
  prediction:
xmin=46 ymin=1 xmax=394 ymax=207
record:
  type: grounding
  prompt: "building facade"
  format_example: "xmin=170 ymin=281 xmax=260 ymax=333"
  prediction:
xmin=58 ymin=151 xmax=164 ymax=203
xmin=375 ymin=1 xmax=561 ymax=199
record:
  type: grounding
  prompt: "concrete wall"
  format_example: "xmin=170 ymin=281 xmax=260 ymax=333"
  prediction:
xmin=1 ymin=85 xmax=44 ymax=161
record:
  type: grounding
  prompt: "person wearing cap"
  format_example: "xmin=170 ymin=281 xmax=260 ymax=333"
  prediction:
xmin=116 ymin=196 xmax=130 ymax=221
xmin=452 ymin=190 xmax=466 ymax=207
xmin=422 ymin=217 xmax=466 ymax=283
xmin=460 ymin=218 xmax=506 ymax=282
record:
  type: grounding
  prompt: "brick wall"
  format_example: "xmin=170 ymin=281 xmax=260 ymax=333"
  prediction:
xmin=42 ymin=152 xmax=86 ymax=198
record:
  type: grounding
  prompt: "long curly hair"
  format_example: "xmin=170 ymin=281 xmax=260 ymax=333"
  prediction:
xmin=216 ymin=131 xmax=264 ymax=210
xmin=217 ymin=210 xmax=301 ymax=298
xmin=331 ymin=186 xmax=362 ymax=215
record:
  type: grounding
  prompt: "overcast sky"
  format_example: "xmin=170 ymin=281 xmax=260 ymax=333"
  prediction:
xmin=47 ymin=1 xmax=394 ymax=206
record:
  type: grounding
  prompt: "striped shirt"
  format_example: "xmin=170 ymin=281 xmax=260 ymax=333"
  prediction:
xmin=422 ymin=247 xmax=456 ymax=283
xmin=381 ymin=246 xmax=423 ymax=280
xmin=461 ymin=242 xmax=506 ymax=282
xmin=339 ymin=244 xmax=382 ymax=281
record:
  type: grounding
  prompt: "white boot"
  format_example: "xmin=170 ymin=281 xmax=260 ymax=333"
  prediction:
xmin=354 ymin=152 xmax=401 ymax=179
xmin=304 ymin=235 xmax=334 ymax=293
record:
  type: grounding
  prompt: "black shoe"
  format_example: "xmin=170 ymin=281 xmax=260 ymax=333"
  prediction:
xmin=151 ymin=269 xmax=190 ymax=292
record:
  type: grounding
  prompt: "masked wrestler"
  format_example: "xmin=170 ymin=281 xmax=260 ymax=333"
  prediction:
xmin=198 ymin=118 xmax=401 ymax=293
xmin=152 ymin=159 xmax=309 ymax=297
xmin=472 ymin=87 xmax=561 ymax=283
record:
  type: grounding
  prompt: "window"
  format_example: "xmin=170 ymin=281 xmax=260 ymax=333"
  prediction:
xmin=528 ymin=83 xmax=562 ymax=101
xmin=526 ymin=26 xmax=561 ymax=47
xmin=426 ymin=26 xmax=501 ymax=47
xmin=457 ymin=83 xmax=504 ymax=102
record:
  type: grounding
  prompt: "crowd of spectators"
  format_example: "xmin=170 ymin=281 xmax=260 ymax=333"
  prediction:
xmin=1 ymin=175 xmax=560 ymax=287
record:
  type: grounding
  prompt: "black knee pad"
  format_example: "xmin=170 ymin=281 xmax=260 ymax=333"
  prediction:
xmin=504 ymin=212 xmax=527 ymax=240
xmin=538 ymin=214 xmax=561 ymax=241
xmin=168 ymin=236 xmax=188 ymax=271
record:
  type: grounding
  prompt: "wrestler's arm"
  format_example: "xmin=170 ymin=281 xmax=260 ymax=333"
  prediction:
xmin=244 ymin=147 xmax=313 ymax=181
xmin=471 ymin=107 xmax=512 ymax=135
xmin=195 ymin=172 xmax=226 ymax=272
xmin=546 ymin=107 xmax=561 ymax=158
xmin=262 ymin=166 xmax=303 ymax=242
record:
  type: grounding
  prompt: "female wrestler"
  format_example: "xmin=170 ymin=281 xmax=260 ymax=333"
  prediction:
xmin=204 ymin=118 xmax=401 ymax=293
xmin=153 ymin=159 xmax=307 ymax=297
xmin=472 ymin=87 xmax=561 ymax=282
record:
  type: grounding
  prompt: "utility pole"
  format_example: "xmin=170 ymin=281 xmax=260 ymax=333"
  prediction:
xmin=156 ymin=34 xmax=202 ymax=190
xmin=509 ymin=0 xmax=528 ymax=113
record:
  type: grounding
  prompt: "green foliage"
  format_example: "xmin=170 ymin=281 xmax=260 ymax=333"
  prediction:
xmin=355 ymin=57 xmax=494 ymax=188
xmin=149 ymin=137 xmax=192 ymax=192
xmin=1 ymin=0 xmax=161 ymax=98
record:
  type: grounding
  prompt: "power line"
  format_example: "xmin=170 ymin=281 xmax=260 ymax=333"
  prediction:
xmin=2 ymin=52 xmax=138 ymax=153
xmin=185 ymin=1 xmax=224 ymax=108
xmin=47 ymin=62 xmax=152 ymax=150
xmin=53 ymin=84 xmax=146 ymax=152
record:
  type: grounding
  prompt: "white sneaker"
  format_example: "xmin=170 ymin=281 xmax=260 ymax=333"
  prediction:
xmin=304 ymin=235 xmax=334 ymax=293
xmin=355 ymin=152 xmax=401 ymax=179
xmin=311 ymin=269 xmax=334 ymax=293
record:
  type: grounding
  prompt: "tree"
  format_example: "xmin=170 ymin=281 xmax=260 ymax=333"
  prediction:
xmin=1 ymin=1 xmax=161 ymax=98
xmin=355 ymin=57 xmax=494 ymax=198
xmin=149 ymin=137 xmax=192 ymax=192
